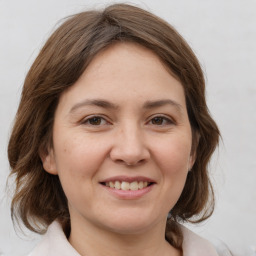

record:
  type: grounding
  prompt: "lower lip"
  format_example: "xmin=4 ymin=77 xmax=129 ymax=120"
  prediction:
xmin=100 ymin=184 xmax=154 ymax=199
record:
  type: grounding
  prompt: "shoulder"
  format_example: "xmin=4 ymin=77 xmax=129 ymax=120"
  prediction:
xmin=28 ymin=221 xmax=219 ymax=256
xmin=27 ymin=221 xmax=80 ymax=256
xmin=180 ymin=224 xmax=219 ymax=256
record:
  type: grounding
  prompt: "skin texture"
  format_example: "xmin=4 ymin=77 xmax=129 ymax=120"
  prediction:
xmin=41 ymin=42 xmax=195 ymax=256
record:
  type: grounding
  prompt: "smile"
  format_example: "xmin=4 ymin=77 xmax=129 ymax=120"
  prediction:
xmin=100 ymin=176 xmax=156 ymax=197
xmin=104 ymin=181 xmax=151 ymax=191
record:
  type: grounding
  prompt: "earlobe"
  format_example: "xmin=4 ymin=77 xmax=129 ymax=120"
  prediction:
xmin=188 ymin=155 xmax=196 ymax=171
xmin=39 ymin=147 xmax=58 ymax=175
xmin=188 ymin=145 xmax=197 ymax=171
xmin=189 ymin=131 xmax=200 ymax=171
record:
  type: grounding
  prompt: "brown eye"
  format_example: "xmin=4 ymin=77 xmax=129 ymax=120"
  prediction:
xmin=149 ymin=116 xmax=173 ymax=126
xmin=88 ymin=117 xmax=102 ymax=125
xmin=83 ymin=116 xmax=107 ymax=126
xmin=151 ymin=117 xmax=164 ymax=125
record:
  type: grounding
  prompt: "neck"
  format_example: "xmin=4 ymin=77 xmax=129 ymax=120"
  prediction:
xmin=68 ymin=216 xmax=181 ymax=256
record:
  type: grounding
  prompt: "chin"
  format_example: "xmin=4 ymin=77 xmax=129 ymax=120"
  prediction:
xmin=98 ymin=212 xmax=162 ymax=235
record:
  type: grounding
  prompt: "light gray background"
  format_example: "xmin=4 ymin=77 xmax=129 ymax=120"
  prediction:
xmin=0 ymin=1 xmax=255 ymax=256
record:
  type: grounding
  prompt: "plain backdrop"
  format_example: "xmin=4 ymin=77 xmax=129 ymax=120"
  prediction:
xmin=0 ymin=1 xmax=255 ymax=256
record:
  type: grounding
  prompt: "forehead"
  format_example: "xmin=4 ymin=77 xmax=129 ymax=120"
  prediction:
xmin=83 ymin=42 xmax=175 ymax=82
xmin=57 ymin=42 xmax=186 ymax=111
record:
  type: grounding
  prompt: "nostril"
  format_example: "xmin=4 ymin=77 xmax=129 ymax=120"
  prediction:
xmin=126 ymin=159 xmax=146 ymax=166
xmin=109 ymin=136 xmax=150 ymax=165
xmin=138 ymin=159 xmax=146 ymax=164
xmin=113 ymin=158 xmax=146 ymax=166
xmin=114 ymin=159 xmax=126 ymax=165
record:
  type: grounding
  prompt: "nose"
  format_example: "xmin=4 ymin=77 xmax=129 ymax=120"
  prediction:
xmin=109 ymin=124 xmax=150 ymax=166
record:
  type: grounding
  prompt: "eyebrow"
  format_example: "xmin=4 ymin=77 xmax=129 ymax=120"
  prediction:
xmin=143 ymin=99 xmax=183 ymax=112
xmin=70 ymin=99 xmax=119 ymax=113
xmin=69 ymin=98 xmax=183 ymax=113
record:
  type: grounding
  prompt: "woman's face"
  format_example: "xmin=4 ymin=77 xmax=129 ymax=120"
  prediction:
xmin=42 ymin=43 xmax=195 ymax=234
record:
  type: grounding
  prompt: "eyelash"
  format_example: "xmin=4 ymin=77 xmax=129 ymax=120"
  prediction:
xmin=81 ymin=115 xmax=175 ymax=127
xmin=147 ymin=115 xmax=175 ymax=126
xmin=81 ymin=115 xmax=110 ymax=126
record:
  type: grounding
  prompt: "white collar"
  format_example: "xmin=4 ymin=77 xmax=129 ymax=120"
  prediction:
xmin=28 ymin=221 xmax=218 ymax=256
xmin=180 ymin=225 xmax=219 ymax=256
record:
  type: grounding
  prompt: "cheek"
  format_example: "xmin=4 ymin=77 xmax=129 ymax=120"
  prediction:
xmin=54 ymin=134 xmax=106 ymax=172
xmin=53 ymin=135 xmax=109 ymax=206
xmin=155 ymin=136 xmax=192 ymax=176
xmin=153 ymin=138 xmax=191 ymax=211
xmin=53 ymin=134 xmax=109 ymax=197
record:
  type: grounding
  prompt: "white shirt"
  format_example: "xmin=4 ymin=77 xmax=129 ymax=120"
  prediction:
xmin=28 ymin=221 xmax=219 ymax=256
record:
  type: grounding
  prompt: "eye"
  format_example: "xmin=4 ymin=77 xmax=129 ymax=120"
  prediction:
xmin=82 ymin=116 xmax=108 ymax=126
xmin=149 ymin=116 xmax=174 ymax=126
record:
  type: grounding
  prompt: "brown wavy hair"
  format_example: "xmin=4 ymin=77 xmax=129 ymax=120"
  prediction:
xmin=8 ymin=3 xmax=220 ymax=249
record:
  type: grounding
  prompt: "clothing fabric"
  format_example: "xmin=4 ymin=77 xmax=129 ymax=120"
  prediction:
xmin=28 ymin=221 xmax=219 ymax=256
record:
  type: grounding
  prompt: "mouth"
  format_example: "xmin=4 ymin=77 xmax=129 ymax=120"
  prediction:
xmin=99 ymin=176 xmax=156 ymax=191
xmin=101 ymin=181 xmax=154 ymax=191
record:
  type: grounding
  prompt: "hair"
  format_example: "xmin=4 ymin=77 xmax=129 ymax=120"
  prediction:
xmin=8 ymin=3 xmax=220 ymax=250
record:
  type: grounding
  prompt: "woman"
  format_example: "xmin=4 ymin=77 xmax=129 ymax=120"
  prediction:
xmin=8 ymin=3 xmax=220 ymax=256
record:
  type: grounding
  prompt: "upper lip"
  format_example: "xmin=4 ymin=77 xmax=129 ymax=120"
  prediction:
xmin=100 ymin=176 xmax=156 ymax=183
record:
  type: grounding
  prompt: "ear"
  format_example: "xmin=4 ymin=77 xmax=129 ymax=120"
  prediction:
xmin=188 ymin=131 xmax=200 ymax=171
xmin=188 ymin=152 xmax=196 ymax=171
xmin=39 ymin=147 xmax=58 ymax=175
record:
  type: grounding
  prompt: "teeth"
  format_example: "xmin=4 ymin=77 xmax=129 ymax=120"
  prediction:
xmin=105 ymin=181 xmax=150 ymax=191
xmin=115 ymin=181 xmax=121 ymax=190
xmin=121 ymin=181 xmax=130 ymax=190
xmin=130 ymin=181 xmax=139 ymax=191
